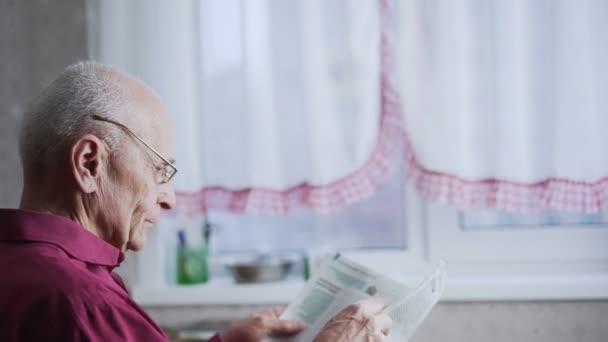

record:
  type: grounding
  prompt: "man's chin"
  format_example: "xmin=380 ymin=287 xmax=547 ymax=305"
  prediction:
xmin=126 ymin=234 xmax=147 ymax=251
xmin=127 ymin=223 xmax=152 ymax=251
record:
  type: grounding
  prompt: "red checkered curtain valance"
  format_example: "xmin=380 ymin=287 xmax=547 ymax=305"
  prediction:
xmin=174 ymin=0 xmax=404 ymax=215
xmin=175 ymin=0 xmax=608 ymax=215
xmin=397 ymin=0 xmax=608 ymax=213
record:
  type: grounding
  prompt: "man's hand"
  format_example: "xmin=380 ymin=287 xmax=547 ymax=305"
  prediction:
xmin=313 ymin=298 xmax=392 ymax=342
xmin=221 ymin=307 xmax=305 ymax=342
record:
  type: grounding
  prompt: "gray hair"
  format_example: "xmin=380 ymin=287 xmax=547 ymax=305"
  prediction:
xmin=19 ymin=61 xmax=127 ymax=172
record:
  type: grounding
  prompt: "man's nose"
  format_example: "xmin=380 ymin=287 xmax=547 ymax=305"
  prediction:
xmin=158 ymin=182 xmax=176 ymax=210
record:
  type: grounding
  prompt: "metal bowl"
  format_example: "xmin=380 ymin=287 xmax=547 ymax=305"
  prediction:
xmin=224 ymin=255 xmax=294 ymax=284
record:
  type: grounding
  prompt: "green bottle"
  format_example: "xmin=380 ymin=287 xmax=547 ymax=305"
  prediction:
xmin=176 ymin=230 xmax=208 ymax=285
xmin=303 ymin=254 xmax=311 ymax=280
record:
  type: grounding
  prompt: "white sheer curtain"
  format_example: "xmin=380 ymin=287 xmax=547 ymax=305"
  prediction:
xmin=88 ymin=0 xmax=404 ymax=215
xmin=397 ymin=0 xmax=608 ymax=213
xmin=89 ymin=0 xmax=608 ymax=215
xmin=196 ymin=0 xmax=379 ymax=189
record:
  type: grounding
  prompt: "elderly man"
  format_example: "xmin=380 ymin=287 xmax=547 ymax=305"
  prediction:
xmin=0 ymin=62 xmax=392 ymax=341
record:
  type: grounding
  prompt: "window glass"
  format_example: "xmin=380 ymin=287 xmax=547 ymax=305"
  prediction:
xmin=461 ymin=210 xmax=608 ymax=230
xmin=208 ymin=156 xmax=407 ymax=253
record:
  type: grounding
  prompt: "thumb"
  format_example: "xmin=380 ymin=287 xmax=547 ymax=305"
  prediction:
xmin=355 ymin=297 xmax=387 ymax=315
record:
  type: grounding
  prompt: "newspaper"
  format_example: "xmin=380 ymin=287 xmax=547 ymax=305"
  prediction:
xmin=268 ymin=254 xmax=446 ymax=342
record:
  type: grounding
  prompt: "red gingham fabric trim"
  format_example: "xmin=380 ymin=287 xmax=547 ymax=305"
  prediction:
xmin=405 ymin=142 xmax=608 ymax=213
xmin=174 ymin=0 xmax=405 ymax=216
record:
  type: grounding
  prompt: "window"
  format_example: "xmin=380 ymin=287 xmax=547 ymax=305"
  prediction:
xmin=86 ymin=0 xmax=608 ymax=305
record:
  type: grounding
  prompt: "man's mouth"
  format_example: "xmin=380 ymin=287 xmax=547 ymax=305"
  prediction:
xmin=143 ymin=219 xmax=157 ymax=228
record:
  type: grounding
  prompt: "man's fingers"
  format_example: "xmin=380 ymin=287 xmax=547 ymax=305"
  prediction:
xmin=355 ymin=297 xmax=386 ymax=316
xmin=367 ymin=313 xmax=392 ymax=335
xmin=266 ymin=319 xmax=306 ymax=337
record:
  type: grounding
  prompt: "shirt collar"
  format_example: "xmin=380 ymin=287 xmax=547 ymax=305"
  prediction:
xmin=0 ymin=209 xmax=124 ymax=267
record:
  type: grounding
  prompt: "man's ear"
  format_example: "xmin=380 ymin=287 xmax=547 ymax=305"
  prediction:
xmin=70 ymin=134 xmax=107 ymax=194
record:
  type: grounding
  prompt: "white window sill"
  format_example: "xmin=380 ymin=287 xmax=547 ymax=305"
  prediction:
xmin=133 ymin=277 xmax=306 ymax=306
xmin=132 ymin=272 xmax=608 ymax=306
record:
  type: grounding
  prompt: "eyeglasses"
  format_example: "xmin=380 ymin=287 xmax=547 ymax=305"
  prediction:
xmin=91 ymin=114 xmax=178 ymax=183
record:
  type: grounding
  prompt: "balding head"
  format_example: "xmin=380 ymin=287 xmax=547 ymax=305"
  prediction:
xmin=19 ymin=61 xmax=170 ymax=175
xmin=21 ymin=62 xmax=120 ymax=173
xmin=19 ymin=61 xmax=176 ymax=251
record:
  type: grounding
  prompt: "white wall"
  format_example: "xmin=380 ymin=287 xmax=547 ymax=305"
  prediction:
xmin=140 ymin=301 xmax=608 ymax=342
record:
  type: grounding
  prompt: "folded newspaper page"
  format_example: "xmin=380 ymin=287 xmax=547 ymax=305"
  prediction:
xmin=268 ymin=254 xmax=446 ymax=342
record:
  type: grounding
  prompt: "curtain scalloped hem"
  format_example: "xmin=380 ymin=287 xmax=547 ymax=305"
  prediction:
xmin=405 ymin=141 xmax=608 ymax=214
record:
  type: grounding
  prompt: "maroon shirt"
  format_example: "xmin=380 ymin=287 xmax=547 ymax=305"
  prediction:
xmin=0 ymin=209 xmax=222 ymax=342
